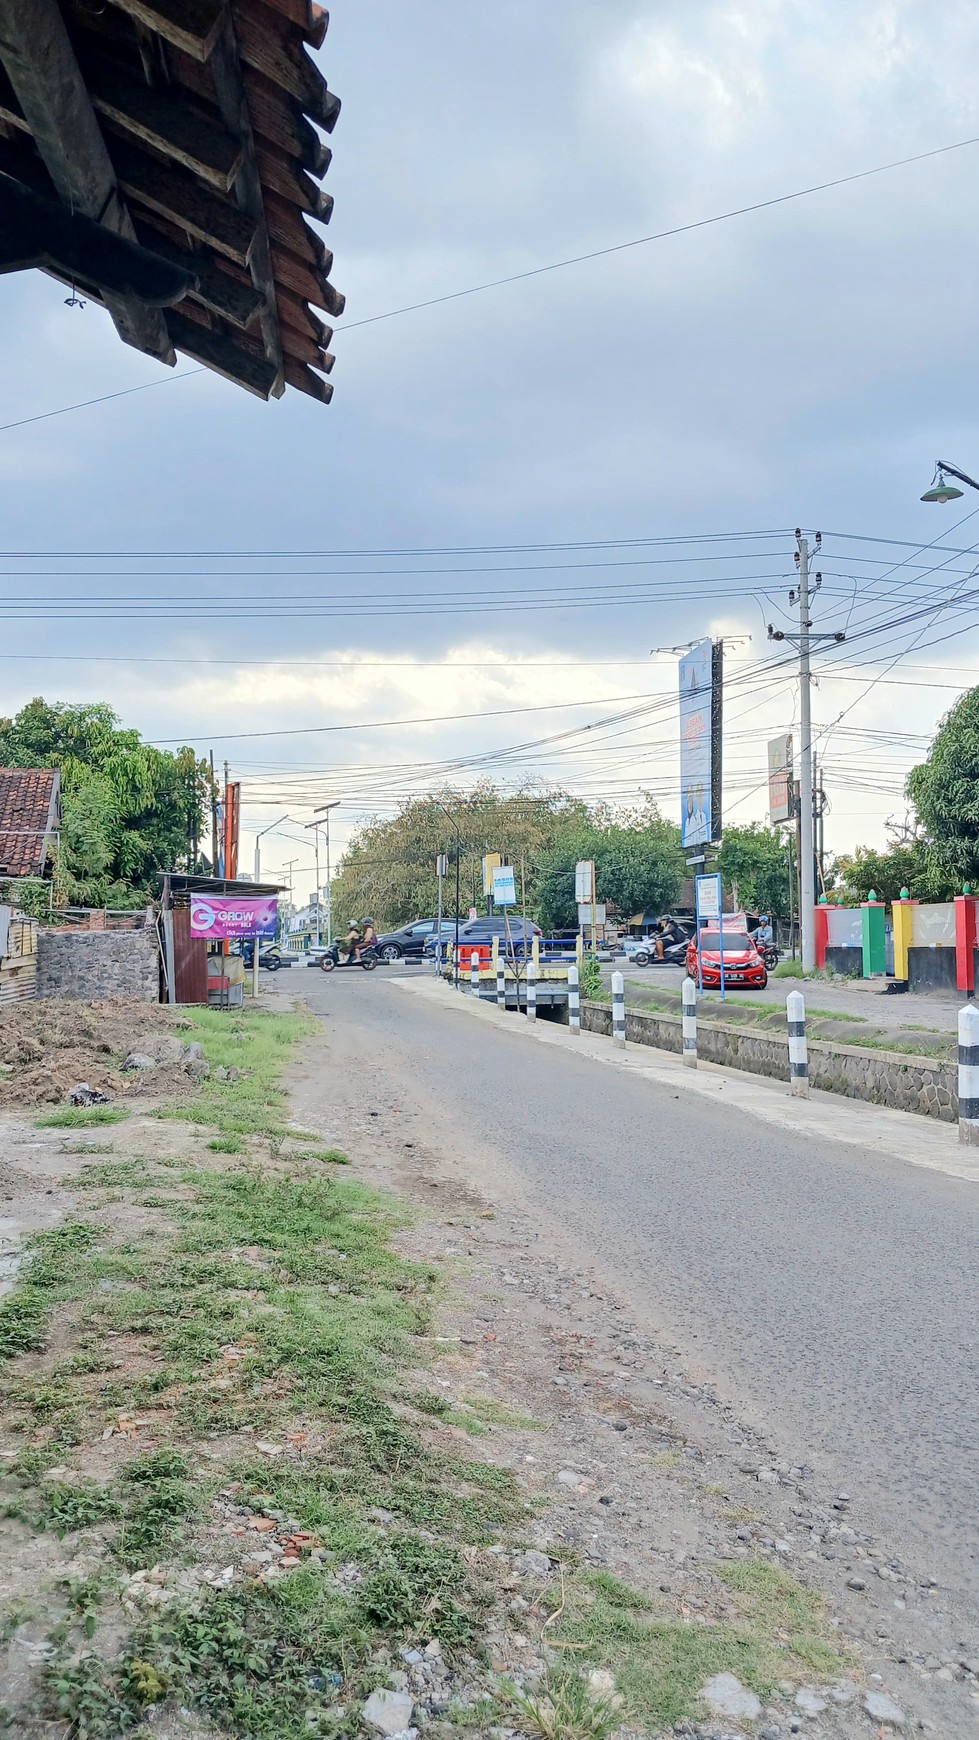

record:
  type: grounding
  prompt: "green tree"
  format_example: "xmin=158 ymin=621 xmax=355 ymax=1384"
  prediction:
xmin=534 ymin=800 xmax=684 ymax=931
xmin=906 ymin=687 xmax=979 ymax=896
xmin=0 ymin=698 xmax=212 ymax=906
xmin=718 ymin=823 xmax=792 ymax=918
xmin=831 ymin=838 xmax=932 ymax=905
xmin=331 ymin=783 xmax=588 ymax=933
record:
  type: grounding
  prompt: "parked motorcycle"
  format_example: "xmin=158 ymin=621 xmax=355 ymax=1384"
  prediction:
xmin=318 ymin=942 xmax=379 ymax=973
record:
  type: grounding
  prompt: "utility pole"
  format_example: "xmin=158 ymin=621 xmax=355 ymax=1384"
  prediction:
xmin=768 ymin=531 xmax=844 ymax=974
xmin=797 ymin=534 xmax=816 ymax=972
xmin=313 ymin=800 xmax=341 ymax=947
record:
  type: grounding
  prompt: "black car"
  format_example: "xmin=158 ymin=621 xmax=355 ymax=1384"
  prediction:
xmin=374 ymin=919 xmax=458 ymax=963
xmin=421 ymin=916 xmax=542 ymax=959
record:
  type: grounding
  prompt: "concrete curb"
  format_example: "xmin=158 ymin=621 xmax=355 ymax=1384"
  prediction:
xmin=389 ymin=975 xmax=979 ymax=1186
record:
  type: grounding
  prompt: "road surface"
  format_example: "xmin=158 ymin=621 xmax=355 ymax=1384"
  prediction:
xmin=283 ymin=965 xmax=979 ymax=1620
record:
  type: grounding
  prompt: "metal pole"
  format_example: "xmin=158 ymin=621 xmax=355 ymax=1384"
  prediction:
xmin=798 ymin=534 xmax=816 ymax=971
xmin=436 ymin=856 xmax=443 ymax=976
xmin=252 ymin=933 xmax=260 ymax=1001
xmin=324 ymin=811 xmax=332 ymax=946
xmin=454 ymin=842 xmax=460 ymax=988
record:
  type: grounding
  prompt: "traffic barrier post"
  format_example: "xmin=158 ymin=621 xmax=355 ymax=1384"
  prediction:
xmin=470 ymin=951 xmax=480 ymax=997
xmin=612 ymin=970 xmax=626 ymax=1049
xmin=497 ymin=952 xmax=506 ymax=1007
xmin=681 ymin=975 xmax=697 ymax=1068
xmin=787 ymin=989 xmax=809 ymax=1098
xmin=568 ymin=962 xmax=581 ymax=1034
xmin=526 ymin=958 xmax=537 ymax=1022
xmin=958 ymin=1004 xmax=979 ymax=1145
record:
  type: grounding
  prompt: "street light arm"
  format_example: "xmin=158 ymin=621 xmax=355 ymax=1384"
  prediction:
xmin=938 ymin=460 xmax=979 ymax=494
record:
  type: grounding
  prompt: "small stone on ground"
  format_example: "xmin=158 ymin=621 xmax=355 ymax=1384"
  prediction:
xmin=701 ymin=1671 xmax=763 ymax=1721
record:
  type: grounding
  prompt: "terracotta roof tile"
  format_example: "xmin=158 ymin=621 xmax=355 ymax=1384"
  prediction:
xmin=0 ymin=768 xmax=62 ymax=878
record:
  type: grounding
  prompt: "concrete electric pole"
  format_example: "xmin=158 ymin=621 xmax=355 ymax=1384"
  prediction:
xmin=768 ymin=530 xmax=845 ymax=974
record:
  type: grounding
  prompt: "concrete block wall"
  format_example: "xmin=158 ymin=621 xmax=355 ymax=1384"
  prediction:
xmin=580 ymin=1002 xmax=957 ymax=1123
xmin=36 ymin=928 xmax=159 ymax=1002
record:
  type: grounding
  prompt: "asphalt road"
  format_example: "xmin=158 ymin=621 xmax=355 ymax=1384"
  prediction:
xmin=286 ymin=964 xmax=979 ymax=1614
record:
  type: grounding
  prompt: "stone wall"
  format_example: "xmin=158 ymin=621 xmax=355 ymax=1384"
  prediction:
xmin=36 ymin=928 xmax=160 ymax=1003
xmin=581 ymin=1001 xmax=957 ymax=1122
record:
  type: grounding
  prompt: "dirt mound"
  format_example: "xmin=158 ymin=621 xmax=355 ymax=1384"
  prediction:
xmin=0 ymin=998 xmax=193 ymax=1107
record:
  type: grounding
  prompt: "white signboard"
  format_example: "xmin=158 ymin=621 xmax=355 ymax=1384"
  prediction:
xmin=579 ymin=903 xmax=606 ymax=926
xmin=574 ymin=860 xmax=594 ymax=903
xmin=436 ymin=853 xmax=448 ymax=877
xmin=695 ymin=874 xmax=720 ymax=920
xmin=493 ymin=866 xmax=517 ymax=906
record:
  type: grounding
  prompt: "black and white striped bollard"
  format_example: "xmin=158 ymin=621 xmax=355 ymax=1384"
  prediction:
xmin=470 ymin=951 xmax=480 ymax=997
xmin=682 ymin=975 xmax=697 ymax=1069
xmin=787 ymin=989 xmax=809 ymax=1098
xmin=568 ymin=963 xmax=581 ymax=1034
xmin=958 ymin=1004 xmax=979 ymax=1145
xmin=497 ymin=952 xmax=506 ymax=1007
xmin=526 ymin=958 xmax=537 ymax=1023
xmin=612 ymin=970 xmax=626 ymax=1049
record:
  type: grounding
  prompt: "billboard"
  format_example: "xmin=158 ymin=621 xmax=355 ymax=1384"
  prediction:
xmin=679 ymin=640 xmax=716 ymax=850
xmin=575 ymin=860 xmax=595 ymax=902
xmin=190 ymin=895 xmax=278 ymax=941
xmin=768 ymin=734 xmax=794 ymax=823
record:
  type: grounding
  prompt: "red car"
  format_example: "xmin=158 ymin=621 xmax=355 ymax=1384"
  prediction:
xmin=686 ymin=926 xmax=768 ymax=989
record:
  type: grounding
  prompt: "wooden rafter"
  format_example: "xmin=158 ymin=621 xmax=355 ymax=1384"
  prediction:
xmin=103 ymin=0 xmax=229 ymax=63
xmin=0 ymin=0 xmax=175 ymax=360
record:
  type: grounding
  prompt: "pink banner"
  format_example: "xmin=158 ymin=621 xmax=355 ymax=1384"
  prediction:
xmin=190 ymin=895 xmax=278 ymax=941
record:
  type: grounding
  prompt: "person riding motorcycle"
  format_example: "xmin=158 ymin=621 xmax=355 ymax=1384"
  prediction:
xmin=754 ymin=915 xmax=774 ymax=947
xmin=343 ymin=920 xmax=361 ymax=963
xmin=655 ymin=915 xmax=684 ymax=961
xmin=360 ymin=918 xmax=378 ymax=956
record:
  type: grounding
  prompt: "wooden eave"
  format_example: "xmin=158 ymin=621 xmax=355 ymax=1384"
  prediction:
xmin=0 ymin=0 xmax=340 ymax=401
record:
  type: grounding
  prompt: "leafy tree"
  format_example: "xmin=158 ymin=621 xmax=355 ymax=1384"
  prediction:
xmin=831 ymin=838 xmax=932 ymax=905
xmin=906 ymin=687 xmax=979 ymax=896
xmin=331 ymin=783 xmax=588 ymax=933
xmin=0 ymin=698 xmax=212 ymax=906
xmin=718 ymin=823 xmax=792 ymax=918
xmin=533 ymin=800 xmax=684 ymax=931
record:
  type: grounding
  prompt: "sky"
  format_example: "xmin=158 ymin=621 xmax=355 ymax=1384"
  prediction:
xmin=3 ymin=0 xmax=979 ymax=902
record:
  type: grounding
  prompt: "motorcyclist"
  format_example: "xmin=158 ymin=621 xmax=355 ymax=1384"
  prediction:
xmin=344 ymin=920 xmax=361 ymax=963
xmin=655 ymin=914 xmax=684 ymax=960
xmin=360 ymin=918 xmax=378 ymax=956
xmin=754 ymin=915 xmax=774 ymax=948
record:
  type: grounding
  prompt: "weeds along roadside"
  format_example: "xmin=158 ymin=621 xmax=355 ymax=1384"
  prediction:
xmin=0 ymin=1002 xmax=851 ymax=1739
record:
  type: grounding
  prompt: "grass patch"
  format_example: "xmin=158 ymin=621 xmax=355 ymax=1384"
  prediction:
xmin=34 ymin=1106 xmax=130 ymax=1129
xmin=545 ymin=1558 xmax=849 ymax=1732
xmin=206 ymin=1136 xmax=244 ymax=1153
xmin=0 ymin=1222 xmax=103 ymax=1361
xmin=466 ymin=1396 xmax=543 ymax=1431
xmin=153 ymin=1006 xmax=316 ymax=1142
xmin=306 ymin=1147 xmax=351 ymax=1166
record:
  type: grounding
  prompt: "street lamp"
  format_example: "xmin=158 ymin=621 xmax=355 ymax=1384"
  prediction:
xmin=254 ymin=814 xmax=291 ymax=883
xmin=920 ymin=460 xmax=979 ymax=503
xmin=312 ymin=800 xmax=341 ymax=947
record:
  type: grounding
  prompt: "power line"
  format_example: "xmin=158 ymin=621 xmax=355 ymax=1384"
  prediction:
xmin=334 ymin=135 xmax=979 ymax=332
xmin=0 ymin=370 xmax=206 ymax=436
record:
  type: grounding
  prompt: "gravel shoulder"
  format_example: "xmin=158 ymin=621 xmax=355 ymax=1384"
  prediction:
xmin=278 ymin=971 xmax=979 ymax=1738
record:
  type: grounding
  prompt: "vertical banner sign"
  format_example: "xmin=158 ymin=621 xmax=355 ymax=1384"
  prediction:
xmin=574 ymin=860 xmax=594 ymax=903
xmin=679 ymin=640 xmax=713 ymax=851
xmin=768 ymin=734 xmax=794 ymax=823
xmin=694 ymin=873 xmax=725 ymax=999
xmin=492 ymin=865 xmax=517 ymax=906
xmin=482 ymin=853 xmax=502 ymax=896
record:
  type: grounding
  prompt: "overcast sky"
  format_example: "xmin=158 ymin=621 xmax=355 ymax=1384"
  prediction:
xmin=2 ymin=0 xmax=979 ymax=899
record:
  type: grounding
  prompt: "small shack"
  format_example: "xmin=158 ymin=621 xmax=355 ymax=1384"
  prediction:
xmin=160 ymin=872 xmax=284 ymax=1005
